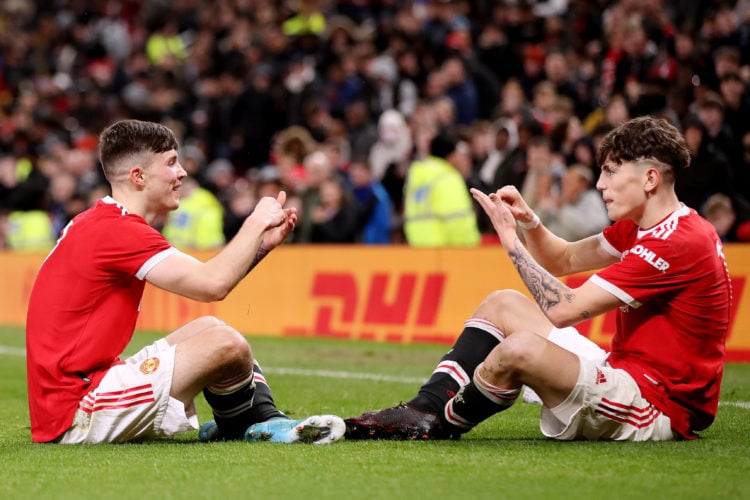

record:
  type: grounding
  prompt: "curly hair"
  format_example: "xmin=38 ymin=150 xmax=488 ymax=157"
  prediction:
xmin=596 ymin=116 xmax=691 ymax=181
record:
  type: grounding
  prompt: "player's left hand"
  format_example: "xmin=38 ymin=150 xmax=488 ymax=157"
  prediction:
xmin=261 ymin=192 xmax=298 ymax=250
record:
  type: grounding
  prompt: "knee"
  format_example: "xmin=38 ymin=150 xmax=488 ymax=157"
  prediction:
xmin=191 ymin=315 xmax=227 ymax=331
xmin=476 ymin=289 xmax=535 ymax=324
xmin=208 ymin=325 xmax=252 ymax=366
xmin=482 ymin=289 xmax=533 ymax=310
xmin=483 ymin=330 xmax=539 ymax=378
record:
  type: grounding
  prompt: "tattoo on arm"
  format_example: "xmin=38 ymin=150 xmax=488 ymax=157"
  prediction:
xmin=246 ymin=242 xmax=270 ymax=276
xmin=507 ymin=236 xmax=575 ymax=313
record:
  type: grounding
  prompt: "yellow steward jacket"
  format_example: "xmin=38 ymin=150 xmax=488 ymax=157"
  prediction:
xmin=403 ymin=156 xmax=480 ymax=247
xmin=163 ymin=187 xmax=225 ymax=250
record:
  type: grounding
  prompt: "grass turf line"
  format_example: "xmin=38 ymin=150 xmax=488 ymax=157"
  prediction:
xmin=1 ymin=327 xmax=749 ymax=500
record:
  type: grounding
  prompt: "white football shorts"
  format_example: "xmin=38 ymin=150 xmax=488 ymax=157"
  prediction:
xmin=539 ymin=331 xmax=675 ymax=441
xmin=58 ymin=338 xmax=199 ymax=444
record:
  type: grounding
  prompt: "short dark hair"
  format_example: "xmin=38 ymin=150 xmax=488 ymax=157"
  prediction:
xmin=596 ymin=116 xmax=691 ymax=177
xmin=429 ymin=133 xmax=457 ymax=159
xmin=98 ymin=120 xmax=178 ymax=180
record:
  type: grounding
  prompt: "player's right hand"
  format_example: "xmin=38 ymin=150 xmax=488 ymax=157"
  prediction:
xmin=496 ymin=185 xmax=535 ymax=224
xmin=251 ymin=193 xmax=287 ymax=229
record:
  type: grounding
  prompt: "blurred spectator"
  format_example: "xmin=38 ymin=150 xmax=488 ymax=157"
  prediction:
xmin=441 ymin=56 xmax=479 ymax=126
xmin=549 ymin=115 xmax=585 ymax=165
xmin=701 ymin=193 xmax=750 ymax=242
xmin=5 ymin=210 xmax=55 ymax=252
xmin=694 ymin=91 xmax=736 ymax=162
xmin=282 ymin=0 xmax=327 ymax=38
xmin=145 ymin=19 xmax=187 ymax=68
xmin=296 ymin=149 xmax=335 ymax=243
xmin=733 ymin=129 xmax=750 ymax=217
xmin=230 ymin=63 xmax=283 ymax=172
xmin=393 ymin=48 xmax=422 ymax=118
xmin=272 ymin=125 xmax=316 ymax=197
xmin=348 ymin=158 xmax=393 ymax=244
xmin=476 ymin=22 xmax=522 ymax=87
xmin=544 ymin=49 xmax=584 ymax=117
xmin=368 ymin=109 xmax=413 ymax=215
xmin=162 ymin=177 xmax=225 ymax=250
xmin=708 ymin=46 xmax=743 ymax=92
xmin=521 ymin=135 xmax=565 ymax=212
xmin=222 ymin=180 xmax=258 ymax=242
xmin=537 ymin=164 xmax=611 ymax=241
xmin=47 ymin=171 xmax=78 ymax=236
xmin=497 ymin=78 xmax=529 ymax=121
xmin=343 ymin=99 xmax=378 ymax=161
xmin=520 ymin=45 xmax=547 ymax=100
xmin=676 ymin=118 xmax=734 ymax=213
xmin=528 ymin=80 xmax=558 ymax=134
xmin=203 ymin=158 xmax=236 ymax=205
xmin=583 ymin=93 xmax=630 ymax=136
xmin=717 ymin=71 xmax=750 ymax=164
xmin=0 ymin=154 xmax=55 ymax=251
xmin=605 ymin=10 xmax=675 ymax=117
xmin=478 ymin=117 xmax=521 ymax=192
xmin=403 ymin=132 xmax=480 ymax=247
xmin=367 ymin=110 xmax=409 ymax=180
xmin=366 ymin=54 xmax=399 ymax=116
xmin=310 ymin=174 xmax=363 ymax=243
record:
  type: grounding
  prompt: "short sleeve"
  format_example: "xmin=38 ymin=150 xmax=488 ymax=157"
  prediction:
xmin=97 ymin=214 xmax=174 ymax=278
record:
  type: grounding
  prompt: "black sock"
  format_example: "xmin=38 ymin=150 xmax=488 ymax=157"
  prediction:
xmin=409 ymin=319 xmax=504 ymax=413
xmin=442 ymin=365 xmax=520 ymax=434
xmin=242 ymin=361 xmax=286 ymax=425
xmin=202 ymin=368 xmax=257 ymax=440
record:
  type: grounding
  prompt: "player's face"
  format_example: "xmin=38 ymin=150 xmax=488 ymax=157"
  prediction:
xmin=143 ymin=149 xmax=187 ymax=213
xmin=596 ymin=159 xmax=649 ymax=222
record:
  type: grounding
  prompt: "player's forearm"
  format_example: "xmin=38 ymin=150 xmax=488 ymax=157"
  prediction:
xmin=505 ymin=235 xmax=578 ymax=327
xmin=518 ymin=222 xmax=574 ymax=276
xmin=201 ymin=217 xmax=269 ymax=300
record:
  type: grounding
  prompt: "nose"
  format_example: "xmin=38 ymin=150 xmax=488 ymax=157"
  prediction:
xmin=595 ymin=171 xmax=605 ymax=191
xmin=176 ymin=161 xmax=188 ymax=179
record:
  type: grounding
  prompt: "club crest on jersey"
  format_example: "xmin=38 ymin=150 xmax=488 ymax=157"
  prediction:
xmin=140 ymin=357 xmax=160 ymax=375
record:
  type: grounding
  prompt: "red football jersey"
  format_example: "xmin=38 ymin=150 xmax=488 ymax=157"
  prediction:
xmin=591 ymin=205 xmax=731 ymax=439
xmin=26 ymin=197 xmax=176 ymax=442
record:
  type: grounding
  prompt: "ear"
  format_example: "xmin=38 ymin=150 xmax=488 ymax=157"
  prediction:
xmin=129 ymin=167 xmax=145 ymax=187
xmin=643 ymin=166 xmax=661 ymax=193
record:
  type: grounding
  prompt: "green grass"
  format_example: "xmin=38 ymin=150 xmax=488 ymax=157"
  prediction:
xmin=1 ymin=325 xmax=749 ymax=499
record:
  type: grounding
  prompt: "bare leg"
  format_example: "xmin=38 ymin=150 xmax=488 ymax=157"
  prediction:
xmin=473 ymin=289 xmax=580 ymax=407
xmin=166 ymin=316 xmax=253 ymax=405
xmin=479 ymin=331 xmax=580 ymax=408
xmin=440 ymin=290 xmax=580 ymax=432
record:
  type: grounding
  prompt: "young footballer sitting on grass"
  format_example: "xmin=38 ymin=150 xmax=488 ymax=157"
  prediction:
xmin=345 ymin=116 xmax=731 ymax=442
xmin=26 ymin=120 xmax=345 ymax=444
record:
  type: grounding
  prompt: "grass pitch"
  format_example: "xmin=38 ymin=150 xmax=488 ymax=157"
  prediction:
xmin=1 ymin=326 xmax=749 ymax=499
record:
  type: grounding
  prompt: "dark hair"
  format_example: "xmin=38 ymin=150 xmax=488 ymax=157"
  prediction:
xmin=596 ymin=116 xmax=691 ymax=176
xmin=98 ymin=120 xmax=178 ymax=179
xmin=429 ymin=133 xmax=457 ymax=159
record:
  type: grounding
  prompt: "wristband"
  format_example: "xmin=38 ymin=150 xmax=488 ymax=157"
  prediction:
xmin=517 ymin=213 xmax=540 ymax=230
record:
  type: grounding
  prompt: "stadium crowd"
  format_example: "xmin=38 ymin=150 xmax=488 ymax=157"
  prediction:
xmin=1 ymin=0 xmax=750 ymax=250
